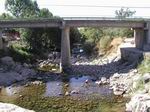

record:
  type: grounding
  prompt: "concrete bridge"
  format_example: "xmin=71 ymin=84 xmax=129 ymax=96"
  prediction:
xmin=0 ymin=17 xmax=150 ymax=69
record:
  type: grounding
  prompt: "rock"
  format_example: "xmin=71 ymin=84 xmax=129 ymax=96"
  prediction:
xmin=14 ymin=64 xmax=23 ymax=73
xmin=57 ymin=83 xmax=61 ymax=86
xmin=0 ymin=68 xmax=3 ymax=71
xmin=71 ymin=90 xmax=79 ymax=94
xmin=19 ymin=95 xmax=23 ymax=97
xmin=145 ymin=83 xmax=150 ymax=93
xmin=1 ymin=56 xmax=15 ymax=66
xmin=95 ymin=80 xmax=101 ymax=85
xmin=64 ymin=84 xmax=69 ymax=87
xmin=31 ymin=81 xmax=43 ymax=85
xmin=52 ymin=68 xmax=57 ymax=71
xmin=20 ymin=68 xmax=36 ymax=78
xmin=0 ymin=72 xmax=22 ymax=86
xmin=113 ymin=90 xmax=124 ymax=96
xmin=13 ymin=91 xmax=17 ymax=94
xmin=58 ymin=93 xmax=63 ymax=96
xmin=65 ymin=91 xmax=70 ymax=96
xmin=143 ymin=73 xmax=150 ymax=83
xmin=132 ymin=69 xmax=138 ymax=73
xmin=23 ymin=63 xmax=30 ymax=68
xmin=126 ymin=94 xmax=150 ymax=112
xmin=101 ymin=77 xmax=107 ymax=84
xmin=112 ymin=73 xmax=121 ymax=79
xmin=0 ymin=102 xmax=35 ymax=112
xmin=85 ymin=79 xmax=89 ymax=83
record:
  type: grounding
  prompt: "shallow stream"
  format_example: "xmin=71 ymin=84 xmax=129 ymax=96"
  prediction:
xmin=0 ymin=75 xmax=126 ymax=112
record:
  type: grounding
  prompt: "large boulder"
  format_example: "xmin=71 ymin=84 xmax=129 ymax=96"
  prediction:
xmin=126 ymin=94 xmax=150 ymax=112
xmin=1 ymin=56 xmax=15 ymax=66
xmin=143 ymin=73 xmax=150 ymax=83
xmin=20 ymin=68 xmax=36 ymax=79
xmin=0 ymin=72 xmax=22 ymax=86
xmin=0 ymin=102 xmax=34 ymax=112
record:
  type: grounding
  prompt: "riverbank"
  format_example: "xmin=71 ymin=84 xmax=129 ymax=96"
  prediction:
xmin=0 ymin=54 xmax=150 ymax=111
xmin=109 ymin=60 xmax=150 ymax=112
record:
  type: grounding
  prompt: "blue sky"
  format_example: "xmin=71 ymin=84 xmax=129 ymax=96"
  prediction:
xmin=1 ymin=0 xmax=150 ymax=18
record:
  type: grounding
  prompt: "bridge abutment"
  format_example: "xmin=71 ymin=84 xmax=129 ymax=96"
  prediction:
xmin=61 ymin=26 xmax=71 ymax=69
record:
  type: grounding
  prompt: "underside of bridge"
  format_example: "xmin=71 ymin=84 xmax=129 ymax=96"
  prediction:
xmin=0 ymin=18 xmax=150 ymax=69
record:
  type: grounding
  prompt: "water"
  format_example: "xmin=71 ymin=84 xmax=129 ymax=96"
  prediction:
xmin=0 ymin=75 xmax=126 ymax=112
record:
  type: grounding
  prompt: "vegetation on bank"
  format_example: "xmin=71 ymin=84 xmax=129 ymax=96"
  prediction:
xmin=138 ymin=58 xmax=150 ymax=74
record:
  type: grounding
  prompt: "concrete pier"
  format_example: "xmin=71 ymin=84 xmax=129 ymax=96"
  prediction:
xmin=0 ymin=30 xmax=3 ymax=50
xmin=61 ymin=26 xmax=71 ymax=68
xmin=134 ymin=28 xmax=144 ymax=50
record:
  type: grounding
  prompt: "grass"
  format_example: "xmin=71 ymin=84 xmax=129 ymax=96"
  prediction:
xmin=138 ymin=58 xmax=150 ymax=74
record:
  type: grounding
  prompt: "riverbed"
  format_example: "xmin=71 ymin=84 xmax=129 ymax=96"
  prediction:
xmin=0 ymin=75 xmax=127 ymax=112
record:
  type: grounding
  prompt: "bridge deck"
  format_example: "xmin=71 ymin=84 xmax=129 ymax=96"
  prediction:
xmin=0 ymin=17 xmax=147 ymax=28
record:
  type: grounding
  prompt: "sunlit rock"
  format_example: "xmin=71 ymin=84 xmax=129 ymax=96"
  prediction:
xmin=0 ymin=102 xmax=35 ymax=112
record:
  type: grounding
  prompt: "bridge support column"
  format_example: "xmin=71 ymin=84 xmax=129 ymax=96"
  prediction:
xmin=0 ymin=29 xmax=3 ymax=50
xmin=61 ymin=26 xmax=71 ymax=69
xmin=134 ymin=28 xmax=144 ymax=50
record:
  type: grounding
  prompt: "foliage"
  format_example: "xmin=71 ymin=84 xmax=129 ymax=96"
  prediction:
xmin=23 ymin=28 xmax=61 ymax=54
xmin=83 ymin=41 xmax=95 ymax=55
xmin=138 ymin=58 xmax=150 ymax=74
xmin=0 ymin=13 xmax=13 ymax=19
xmin=5 ymin=0 xmax=40 ymax=18
xmin=80 ymin=27 xmax=103 ymax=44
xmin=8 ymin=42 xmax=34 ymax=63
xmin=38 ymin=8 xmax=53 ymax=18
xmin=115 ymin=8 xmax=136 ymax=19
xmin=5 ymin=0 xmax=82 ymax=56
xmin=103 ymin=28 xmax=133 ymax=38
xmin=133 ymin=78 xmax=145 ymax=92
xmin=80 ymin=27 xmax=133 ymax=55
xmin=99 ymin=36 xmax=112 ymax=50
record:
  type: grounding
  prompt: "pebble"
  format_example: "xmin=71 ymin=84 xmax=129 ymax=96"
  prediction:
xmin=65 ymin=91 xmax=70 ymax=96
xmin=85 ymin=79 xmax=89 ymax=83
xmin=95 ymin=80 xmax=101 ymax=85
xmin=71 ymin=90 xmax=79 ymax=94
xmin=64 ymin=84 xmax=69 ymax=87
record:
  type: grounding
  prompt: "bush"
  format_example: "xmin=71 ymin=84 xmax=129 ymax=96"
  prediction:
xmin=138 ymin=59 xmax=150 ymax=74
xmin=83 ymin=41 xmax=95 ymax=55
xmin=8 ymin=43 xmax=34 ymax=63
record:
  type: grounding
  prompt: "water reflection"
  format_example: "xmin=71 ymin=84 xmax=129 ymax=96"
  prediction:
xmin=45 ymin=81 xmax=63 ymax=96
xmin=44 ymin=76 xmax=112 ymax=97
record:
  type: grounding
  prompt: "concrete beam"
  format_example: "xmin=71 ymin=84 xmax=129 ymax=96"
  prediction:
xmin=0 ymin=20 xmax=61 ymax=28
xmin=134 ymin=28 xmax=145 ymax=50
xmin=0 ymin=19 xmax=145 ymax=28
xmin=61 ymin=26 xmax=71 ymax=69
xmin=65 ymin=20 xmax=144 ymax=28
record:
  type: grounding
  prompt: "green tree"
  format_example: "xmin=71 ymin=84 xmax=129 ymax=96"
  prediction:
xmin=5 ymin=0 xmax=82 ymax=57
xmin=5 ymin=0 xmax=40 ymax=18
xmin=0 ymin=13 xmax=13 ymax=19
xmin=38 ymin=8 xmax=53 ymax=18
xmin=80 ymin=28 xmax=103 ymax=44
xmin=115 ymin=8 xmax=136 ymax=19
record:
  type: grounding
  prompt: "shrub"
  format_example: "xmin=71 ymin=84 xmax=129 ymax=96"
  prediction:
xmin=83 ymin=41 xmax=95 ymax=55
xmin=8 ymin=43 xmax=34 ymax=63
xmin=138 ymin=58 xmax=150 ymax=74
